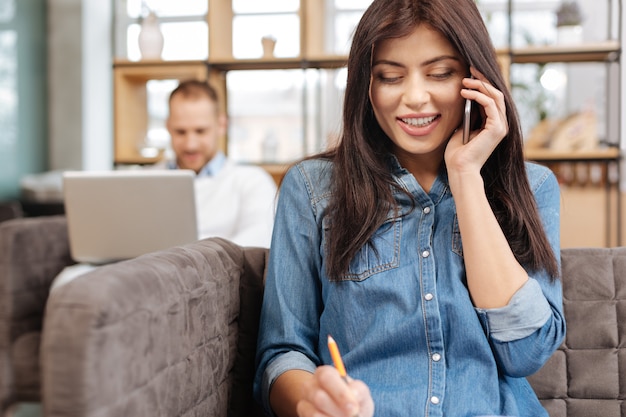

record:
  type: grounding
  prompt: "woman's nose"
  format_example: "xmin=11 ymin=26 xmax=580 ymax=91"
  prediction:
xmin=403 ymin=75 xmax=430 ymax=107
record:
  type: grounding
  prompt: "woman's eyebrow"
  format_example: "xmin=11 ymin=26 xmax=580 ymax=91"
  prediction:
xmin=372 ymin=55 xmax=461 ymax=68
xmin=371 ymin=59 xmax=404 ymax=68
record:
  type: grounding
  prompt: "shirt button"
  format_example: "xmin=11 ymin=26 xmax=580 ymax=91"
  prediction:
xmin=424 ymin=293 xmax=434 ymax=301
xmin=430 ymin=396 xmax=440 ymax=405
xmin=432 ymin=353 xmax=441 ymax=362
xmin=423 ymin=206 xmax=431 ymax=214
xmin=421 ymin=250 xmax=430 ymax=258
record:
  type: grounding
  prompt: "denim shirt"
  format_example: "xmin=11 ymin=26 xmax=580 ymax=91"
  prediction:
xmin=254 ymin=156 xmax=565 ymax=417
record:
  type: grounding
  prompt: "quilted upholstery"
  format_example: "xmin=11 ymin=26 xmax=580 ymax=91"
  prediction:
xmin=527 ymin=247 xmax=626 ymax=417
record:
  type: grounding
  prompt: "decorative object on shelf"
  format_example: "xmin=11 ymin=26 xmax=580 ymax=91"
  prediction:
xmin=550 ymin=110 xmax=598 ymax=151
xmin=525 ymin=110 xmax=598 ymax=152
xmin=138 ymin=9 xmax=164 ymax=60
xmin=525 ymin=118 xmax=561 ymax=149
xmin=555 ymin=1 xmax=584 ymax=44
xmin=261 ymin=35 xmax=277 ymax=58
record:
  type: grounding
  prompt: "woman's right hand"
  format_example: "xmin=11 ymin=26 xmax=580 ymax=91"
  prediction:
xmin=296 ymin=366 xmax=374 ymax=417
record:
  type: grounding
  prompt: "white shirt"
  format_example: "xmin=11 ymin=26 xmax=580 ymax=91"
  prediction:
xmin=155 ymin=154 xmax=277 ymax=248
xmin=192 ymin=159 xmax=277 ymax=247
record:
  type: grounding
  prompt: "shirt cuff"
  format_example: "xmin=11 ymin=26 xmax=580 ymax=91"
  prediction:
xmin=476 ymin=278 xmax=551 ymax=342
xmin=261 ymin=350 xmax=317 ymax=416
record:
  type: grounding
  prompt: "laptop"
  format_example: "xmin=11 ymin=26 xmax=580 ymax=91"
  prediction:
xmin=62 ymin=170 xmax=198 ymax=264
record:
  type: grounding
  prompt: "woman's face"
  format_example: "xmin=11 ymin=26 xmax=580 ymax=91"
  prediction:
xmin=369 ymin=24 xmax=467 ymax=167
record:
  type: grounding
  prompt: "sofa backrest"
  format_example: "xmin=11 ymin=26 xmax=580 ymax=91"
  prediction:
xmin=528 ymin=247 xmax=626 ymax=417
xmin=41 ymin=237 xmax=259 ymax=417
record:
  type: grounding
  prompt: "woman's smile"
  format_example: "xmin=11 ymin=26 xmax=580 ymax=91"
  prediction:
xmin=397 ymin=114 xmax=441 ymax=136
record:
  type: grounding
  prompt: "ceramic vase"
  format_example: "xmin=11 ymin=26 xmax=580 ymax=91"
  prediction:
xmin=138 ymin=11 xmax=164 ymax=60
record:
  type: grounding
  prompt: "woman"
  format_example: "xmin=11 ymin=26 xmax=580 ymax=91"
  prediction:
xmin=254 ymin=0 xmax=565 ymax=416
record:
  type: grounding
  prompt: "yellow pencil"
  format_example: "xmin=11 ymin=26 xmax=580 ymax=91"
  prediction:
xmin=328 ymin=335 xmax=362 ymax=417
xmin=327 ymin=334 xmax=348 ymax=380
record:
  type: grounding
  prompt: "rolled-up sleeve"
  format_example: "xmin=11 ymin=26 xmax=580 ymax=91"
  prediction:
xmin=476 ymin=278 xmax=551 ymax=342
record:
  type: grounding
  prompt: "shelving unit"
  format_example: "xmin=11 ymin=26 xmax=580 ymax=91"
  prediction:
xmin=113 ymin=60 xmax=213 ymax=164
xmin=526 ymin=147 xmax=621 ymax=246
xmin=112 ymin=0 xmax=355 ymax=169
xmin=505 ymin=0 xmax=623 ymax=246
xmin=112 ymin=1 xmax=623 ymax=246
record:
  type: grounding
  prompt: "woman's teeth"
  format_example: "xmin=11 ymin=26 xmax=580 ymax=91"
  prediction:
xmin=401 ymin=115 xmax=437 ymax=127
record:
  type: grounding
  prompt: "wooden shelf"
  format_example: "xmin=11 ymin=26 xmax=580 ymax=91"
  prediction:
xmin=510 ymin=41 xmax=621 ymax=64
xmin=113 ymin=42 xmax=620 ymax=75
xmin=209 ymin=55 xmax=348 ymax=71
xmin=524 ymin=147 xmax=621 ymax=162
xmin=114 ymin=56 xmax=349 ymax=72
xmin=113 ymin=59 xmax=209 ymax=69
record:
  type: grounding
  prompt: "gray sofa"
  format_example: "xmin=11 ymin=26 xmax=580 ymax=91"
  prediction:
xmin=0 ymin=216 xmax=265 ymax=417
xmin=0 ymin=215 xmax=625 ymax=417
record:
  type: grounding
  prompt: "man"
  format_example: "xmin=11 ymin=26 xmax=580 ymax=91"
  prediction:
xmin=156 ymin=79 xmax=277 ymax=248
xmin=52 ymin=80 xmax=277 ymax=290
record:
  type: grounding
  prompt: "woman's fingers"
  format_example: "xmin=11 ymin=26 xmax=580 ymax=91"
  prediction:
xmin=297 ymin=366 xmax=367 ymax=417
xmin=463 ymin=69 xmax=508 ymax=139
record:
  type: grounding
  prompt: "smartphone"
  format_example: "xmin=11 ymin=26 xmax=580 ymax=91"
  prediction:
xmin=462 ymin=98 xmax=472 ymax=144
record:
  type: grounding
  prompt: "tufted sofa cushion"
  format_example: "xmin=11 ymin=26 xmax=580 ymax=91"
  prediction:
xmin=528 ymin=247 xmax=626 ymax=417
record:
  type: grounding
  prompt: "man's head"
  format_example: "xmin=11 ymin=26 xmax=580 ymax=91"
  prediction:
xmin=166 ymin=80 xmax=227 ymax=174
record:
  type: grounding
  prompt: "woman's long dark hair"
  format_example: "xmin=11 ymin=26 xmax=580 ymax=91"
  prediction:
xmin=318 ymin=0 xmax=559 ymax=280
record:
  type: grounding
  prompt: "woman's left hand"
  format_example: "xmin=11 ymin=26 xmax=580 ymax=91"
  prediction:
xmin=444 ymin=68 xmax=508 ymax=174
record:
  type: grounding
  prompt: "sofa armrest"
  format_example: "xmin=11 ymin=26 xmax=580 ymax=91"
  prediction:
xmin=0 ymin=215 xmax=73 ymax=409
xmin=41 ymin=237 xmax=246 ymax=417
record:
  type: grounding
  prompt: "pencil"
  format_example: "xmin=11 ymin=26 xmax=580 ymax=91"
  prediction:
xmin=327 ymin=335 xmax=362 ymax=417
xmin=327 ymin=334 xmax=347 ymax=380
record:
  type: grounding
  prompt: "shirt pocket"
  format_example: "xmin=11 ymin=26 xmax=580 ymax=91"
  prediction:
xmin=451 ymin=214 xmax=464 ymax=258
xmin=323 ymin=215 xmax=401 ymax=282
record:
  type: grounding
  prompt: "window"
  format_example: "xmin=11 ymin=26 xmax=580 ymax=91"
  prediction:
xmin=142 ymin=79 xmax=179 ymax=158
xmin=232 ymin=0 xmax=300 ymax=58
xmin=115 ymin=0 xmax=208 ymax=61
xmin=0 ymin=0 xmax=46 ymax=198
xmin=326 ymin=0 xmax=373 ymax=55
xmin=226 ymin=68 xmax=346 ymax=163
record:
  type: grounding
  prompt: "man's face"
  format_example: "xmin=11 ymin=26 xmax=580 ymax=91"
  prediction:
xmin=166 ymin=95 xmax=226 ymax=174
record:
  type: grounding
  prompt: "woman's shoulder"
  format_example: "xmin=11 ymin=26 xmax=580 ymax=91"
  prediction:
xmin=524 ymin=161 xmax=559 ymax=192
xmin=287 ymin=158 xmax=333 ymax=181
xmin=283 ymin=158 xmax=334 ymax=195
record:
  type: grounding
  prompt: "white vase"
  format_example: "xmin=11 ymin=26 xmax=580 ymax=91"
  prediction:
xmin=556 ymin=25 xmax=583 ymax=45
xmin=138 ymin=12 xmax=164 ymax=60
xmin=261 ymin=36 xmax=277 ymax=58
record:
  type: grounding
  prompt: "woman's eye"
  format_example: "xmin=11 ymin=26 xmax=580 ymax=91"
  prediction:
xmin=376 ymin=74 xmax=401 ymax=83
xmin=430 ymin=71 xmax=454 ymax=80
